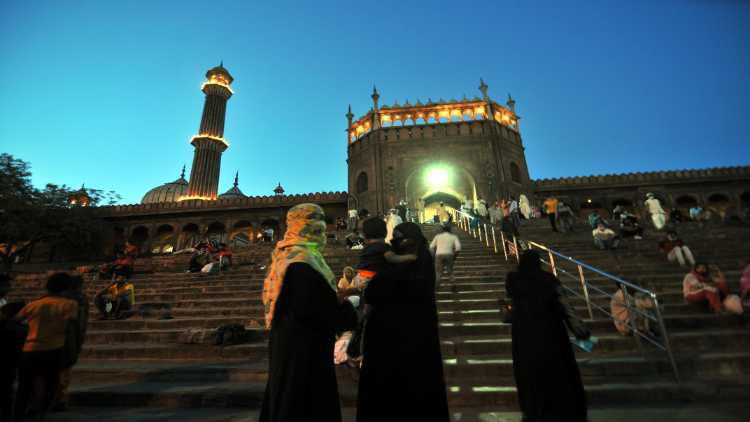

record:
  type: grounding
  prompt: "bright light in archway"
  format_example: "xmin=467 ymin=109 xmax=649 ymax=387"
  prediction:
xmin=426 ymin=166 xmax=450 ymax=188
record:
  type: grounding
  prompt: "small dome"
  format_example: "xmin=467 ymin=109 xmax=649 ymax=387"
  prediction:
xmin=206 ymin=62 xmax=233 ymax=84
xmin=218 ymin=171 xmax=246 ymax=200
xmin=141 ymin=168 xmax=189 ymax=204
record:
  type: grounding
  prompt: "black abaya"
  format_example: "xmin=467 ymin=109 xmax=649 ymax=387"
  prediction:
xmin=506 ymin=269 xmax=589 ymax=422
xmin=259 ymin=263 xmax=358 ymax=422
xmin=356 ymin=248 xmax=450 ymax=422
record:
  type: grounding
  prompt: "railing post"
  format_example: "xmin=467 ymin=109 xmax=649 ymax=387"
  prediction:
xmin=512 ymin=236 xmax=520 ymax=263
xmin=477 ymin=223 xmax=482 ymax=242
xmin=483 ymin=224 xmax=490 ymax=247
xmin=652 ymin=294 xmax=680 ymax=383
xmin=547 ymin=250 xmax=557 ymax=276
xmin=491 ymin=227 xmax=498 ymax=254
xmin=577 ymin=264 xmax=594 ymax=320
xmin=621 ymin=285 xmax=645 ymax=355
xmin=500 ymin=231 xmax=508 ymax=260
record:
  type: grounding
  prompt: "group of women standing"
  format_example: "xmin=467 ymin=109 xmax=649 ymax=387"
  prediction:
xmin=259 ymin=203 xmax=589 ymax=422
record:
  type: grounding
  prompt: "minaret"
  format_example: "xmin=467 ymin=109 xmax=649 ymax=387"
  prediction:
xmin=184 ymin=63 xmax=234 ymax=200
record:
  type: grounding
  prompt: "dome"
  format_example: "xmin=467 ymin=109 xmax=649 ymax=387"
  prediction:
xmin=218 ymin=172 xmax=246 ymax=200
xmin=141 ymin=167 xmax=189 ymax=204
xmin=206 ymin=61 xmax=233 ymax=84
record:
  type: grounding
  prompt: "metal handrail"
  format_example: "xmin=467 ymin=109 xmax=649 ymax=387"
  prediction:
xmin=450 ymin=208 xmax=680 ymax=382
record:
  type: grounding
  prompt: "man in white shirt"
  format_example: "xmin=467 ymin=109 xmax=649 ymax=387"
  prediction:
xmin=644 ymin=193 xmax=666 ymax=230
xmin=347 ymin=209 xmax=358 ymax=231
xmin=430 ymin=225 xmax=462 ymax=289
xmin=385 ymin=209 xmax=403 ymax=244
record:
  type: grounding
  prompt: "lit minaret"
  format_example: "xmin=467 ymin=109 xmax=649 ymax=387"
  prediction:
xmin=183 ymin=63 xmax=234 ymax=200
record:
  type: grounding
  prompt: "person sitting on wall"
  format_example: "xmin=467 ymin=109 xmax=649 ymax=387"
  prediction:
xmin=94 ymin=271 xmax=135 ymax=320
xmin=658 ymin=231 xmax=695 ymax=267
xmin=592 ymin=223 xmax=620 ymax=250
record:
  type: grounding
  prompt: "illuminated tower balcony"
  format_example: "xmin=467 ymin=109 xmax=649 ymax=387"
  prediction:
xmin=348 ymin=98 xmax=519 ymax=144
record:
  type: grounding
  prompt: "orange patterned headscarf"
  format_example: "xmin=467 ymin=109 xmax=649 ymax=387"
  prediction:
xmin=262 ymin=203 xmax=336 ymax=329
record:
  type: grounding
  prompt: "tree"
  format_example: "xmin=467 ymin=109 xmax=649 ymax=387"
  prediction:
xmin=0 ymin=153 xmax=121 ymax=271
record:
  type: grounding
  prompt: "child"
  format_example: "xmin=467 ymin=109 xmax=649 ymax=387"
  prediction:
xmin=355 ymin=217 xmax=416 ymax=287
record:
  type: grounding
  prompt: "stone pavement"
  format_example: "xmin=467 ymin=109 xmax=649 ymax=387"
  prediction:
xmin=45 ymin=404 xmax=750 ymax=422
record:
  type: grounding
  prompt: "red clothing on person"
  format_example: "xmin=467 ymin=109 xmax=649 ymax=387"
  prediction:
xmin=683 ymin=270 xmax=728 ymax=313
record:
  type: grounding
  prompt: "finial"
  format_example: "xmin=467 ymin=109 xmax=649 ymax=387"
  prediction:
xmin=220 ymin=60 xmax=224 ymax=67
xmin=346 ymin=104 xmax=354 ymax=120
xmin=233 ymin=171 xmax=239 ymax=187
xmin=506 ymin=93 xmax=516 ymax=112
xmin=479 ymin=78 xmax=489 ymax=99
xmin=371 ymin=85 xmax=380 ymax=102
xmin=180 ymin=165 xmax=186 ymax=179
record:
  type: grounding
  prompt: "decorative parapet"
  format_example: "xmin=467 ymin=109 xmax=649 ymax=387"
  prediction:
xmin=533 ymin=166 xmax=750 ymax=190
xmin=99 ymin=191 xmax=349 ymax=216
xmin=349 ymin=98 xmax=518 ymax=143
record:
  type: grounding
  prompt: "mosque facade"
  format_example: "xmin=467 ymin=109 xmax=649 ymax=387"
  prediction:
xmin=67 ymin=65 xmax=750 ymax=257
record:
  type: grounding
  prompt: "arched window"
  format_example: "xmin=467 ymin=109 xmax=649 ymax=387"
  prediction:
xmin=510 ymin=162 xmax=521 ymax=183
xmin=675 ymin=195 xmax=698 ymax=207
xmin=707 ymin=193 xmax=730 ymax=204
xmin=356 ymin=172 xmax=368 ymax=193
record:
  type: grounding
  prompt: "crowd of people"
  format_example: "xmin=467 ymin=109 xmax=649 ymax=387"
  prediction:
xmin=1 ymin=191 xmax=747 ymax=422
xmin=258 ymin=202 xmax=599 ymax=422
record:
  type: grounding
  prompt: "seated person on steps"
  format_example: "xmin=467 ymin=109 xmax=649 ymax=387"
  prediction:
xmin=94 ymin=271 xmax=135 ymax=320
xmin=592 ymin=223 xmax=620 ymax=250
xmin=683 ymin=263 xmax=743 ymax=315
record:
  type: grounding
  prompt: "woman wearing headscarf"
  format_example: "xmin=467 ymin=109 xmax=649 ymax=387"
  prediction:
xmin=259 ymin=204 xmax=358 ymax=422
xmin=506 ymin=249 xmax=590 ymax=422
xmin=357 ymin=222 xmax=449 ymax=422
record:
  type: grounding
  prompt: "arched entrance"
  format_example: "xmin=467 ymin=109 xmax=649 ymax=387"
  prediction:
xmin=230 ymin=220 xmax=255 ymax=249
xmin=206 ymin=222 xmax=227 ymax=244
xmin=404 ymin=162 xmax=477 ymax=223
xmin=180 ymin=223 xmax=200 ymax=249
xmin=131 ymin=226 xmax=149 ymax=254
xmin=151 ymin=224 xmax=176 ymax=254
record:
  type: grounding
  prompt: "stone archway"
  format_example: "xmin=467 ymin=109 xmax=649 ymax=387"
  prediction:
xmin=179 ymin=223 xmax=200 ymax=249
xmin=230 ymin=220 xmax=255 ymax=249
xmin=151 ymin=224 xmax=176 ymax=254
xmin=404 ymin=161 xmax=478 ymax=223
xmin=404 ymin=162 xmax=478 ymax=206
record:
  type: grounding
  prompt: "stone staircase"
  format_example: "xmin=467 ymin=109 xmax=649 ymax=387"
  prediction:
xmin=7 ymin=221 xmax=750 ymax=419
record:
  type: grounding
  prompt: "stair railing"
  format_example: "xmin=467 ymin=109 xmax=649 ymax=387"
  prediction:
xmin=451 ymin=209 xmax=680 ymax=382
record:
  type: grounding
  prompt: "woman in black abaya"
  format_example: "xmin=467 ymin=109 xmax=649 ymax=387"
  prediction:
xmin=507 ymin=249 xmax=590 ymax=422
xmin=357 ymin=222 xmax=450 ymax=422
xmin=259 ymin=203 xmax=358 ymax=422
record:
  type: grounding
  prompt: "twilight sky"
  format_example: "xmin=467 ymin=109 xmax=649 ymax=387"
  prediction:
xmin=1 ymin=0 xmax=748 ymax=204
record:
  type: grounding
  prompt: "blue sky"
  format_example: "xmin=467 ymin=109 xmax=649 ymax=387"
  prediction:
xmin=1 ymin=0 xmax=748 ymax=204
